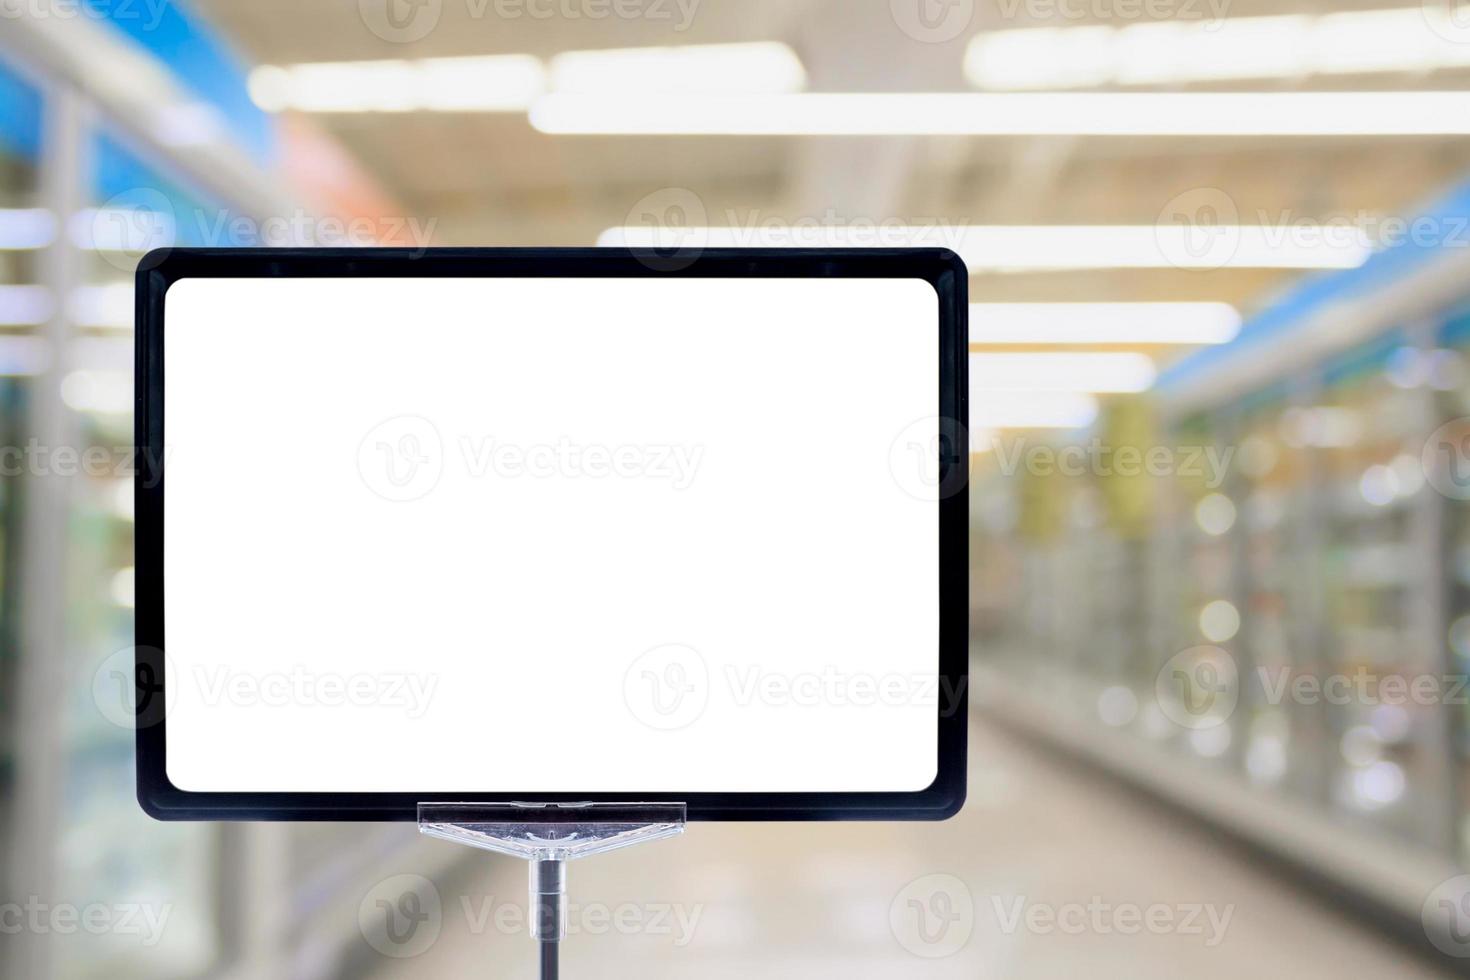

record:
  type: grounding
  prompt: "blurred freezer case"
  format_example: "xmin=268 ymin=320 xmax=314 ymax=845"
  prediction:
xmin=974 ymin=290 xmax=1470 ymax=869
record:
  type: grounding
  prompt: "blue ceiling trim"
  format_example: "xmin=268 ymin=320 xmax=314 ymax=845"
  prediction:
xmin=0 ymin=58 xmax=42 ymax=162
xmin=82 ymin=0 xmax=276 ymax=165
xmin=1157 ymin=177 xmax=1470 ymax=393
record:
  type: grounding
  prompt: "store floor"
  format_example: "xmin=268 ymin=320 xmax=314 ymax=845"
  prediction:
xmin=363 ymin=720 xmax=1449 ymax=979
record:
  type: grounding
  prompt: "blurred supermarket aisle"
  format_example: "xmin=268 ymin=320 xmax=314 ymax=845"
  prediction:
xmin=357 ymin=718 xmax=1448 ymax=980
xmin=10 ymin=1 xmax=1470 ymax=978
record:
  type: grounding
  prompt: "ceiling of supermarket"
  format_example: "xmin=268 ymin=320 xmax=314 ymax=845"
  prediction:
xmin=192 ymin=0 xmax=1470 ymax=374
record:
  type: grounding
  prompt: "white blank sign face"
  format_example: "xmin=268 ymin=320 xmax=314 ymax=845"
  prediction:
xmin=164 ymin=276 xmax=939 ymax=793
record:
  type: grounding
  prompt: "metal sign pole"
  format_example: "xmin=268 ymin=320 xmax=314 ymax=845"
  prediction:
xmin=418 ymin=802 xmax=687 ymax=980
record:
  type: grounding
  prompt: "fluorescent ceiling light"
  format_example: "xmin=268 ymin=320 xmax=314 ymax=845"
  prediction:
xmin=0 ymin=336 xmax=51 ymax=376
xmin=970 ymin=391 xmax=1099 ymax=430
xmin=0 ymin=285 xmax=55 ymax=326
xmin=598 ymin=225 xmax=1366 ymax=271
xmin=416 ymin=56 xmax=547 ymax=111
xmin=69 ymin=283 xmax=134 ymax=329
xmin=250 ymin=42 xmax=805 ymax=113
xmin=60 ymin=369 xmax=131 ymax=415
xmin=0 ymin=209 xmax=58 ymax=250
xmin=969 ymin=25 xmax=1119 ymax=90
xmin=249 ymin=55 xmax=546 ymax=112
xmin=548 ymin=42 xmax=804 ymax=95
xmin=970 ymin=352 xmax=1157 ymax=392
xmin=966 ymin=9 xmax=1470 ymax=90
xmin=70 ymin=336 xmax=134 ymax=372
xmin=534 ymin=91 xmax=1470 ymax=136
xmin=971 ymin=302 xmax=1242 ymax=344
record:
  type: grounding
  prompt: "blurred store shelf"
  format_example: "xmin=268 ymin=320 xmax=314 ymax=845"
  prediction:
xmin=975 ymin=666 xmax=1459 ymax=939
